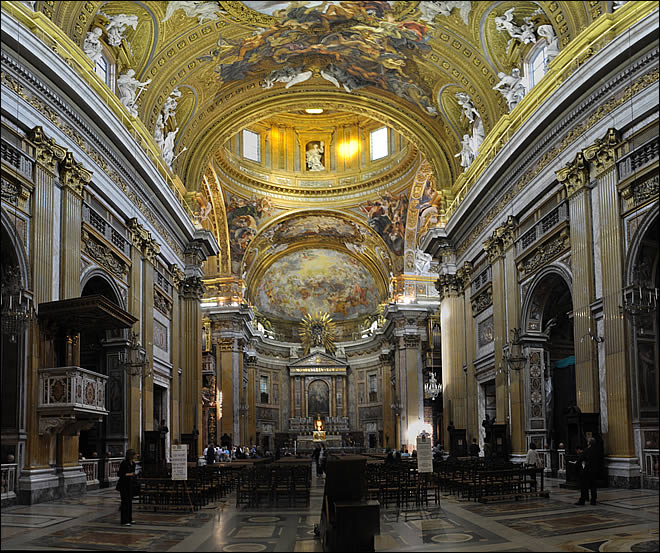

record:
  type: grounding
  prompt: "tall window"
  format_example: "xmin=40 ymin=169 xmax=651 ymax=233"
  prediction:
xmin=368 ymin=373 xmax=378 ymax=403
xmin=94 ymin=49 xmax=115 ymax=92
xmin=370 ymin=126 xmax=388 ymax=160
xmin=260 ymin=375 xmax=269 ymax=404
xmin=242 ymin=129 xmax=260 ymax=162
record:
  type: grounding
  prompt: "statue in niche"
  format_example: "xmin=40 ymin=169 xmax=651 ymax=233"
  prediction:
xmin=493 ymin=68 xmax=526 ymax=111
xmin=306 ymin=141 xmax=325 ymax=171
xmin=83 ymin=27 xmax=104 ymax=64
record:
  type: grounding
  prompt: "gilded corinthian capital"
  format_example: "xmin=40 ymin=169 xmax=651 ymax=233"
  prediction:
xmin=583 ymin=128 xmax=620 ymax=176
xmin=435 ymin=273 xmax=461 ymax=301
xmin=59 ymin=151 xmax=93 ymax=197
xmin=556 ymin=151 xmax=589 ymax=198
xmin=28 ymin=126 xmax=65 ymax=173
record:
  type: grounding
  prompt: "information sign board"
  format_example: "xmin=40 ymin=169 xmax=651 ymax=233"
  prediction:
xmin=171 ymin=444 xmax=188 ymax=480
xmin=416 ymin=433 xmax=433 ymax=473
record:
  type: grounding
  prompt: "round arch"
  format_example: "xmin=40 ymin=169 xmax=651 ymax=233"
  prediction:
xmin=80 ymin=268 xmax=125 ymax=309
xmin=520 ymin=264 xmax=573 ymax=334
xmin=624 ymin=206 xmax=659 ymax=286
xmin=1 ymin=207 xmax=30 ymax=290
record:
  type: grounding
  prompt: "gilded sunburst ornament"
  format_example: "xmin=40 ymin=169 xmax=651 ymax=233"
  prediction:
xmin=299 ymin=312 xmax=336 ymax=355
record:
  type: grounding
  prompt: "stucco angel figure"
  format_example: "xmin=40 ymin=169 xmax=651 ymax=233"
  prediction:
xmin=455 ymin=134 xmax=475 ymax=168
xmin=419 ymin=1 xmax=472 ymax=25
xmin=83 ymin=27 xmax=104 ymax=64
xmin=306 ymin=142 xmax=325 ymax=171
xmin=495 ymin=8 xmax=537 ymax=47
xmin=161 ymin=128 xmax=179 ymax=166
xmin=493 ymin=68 xmax=526 ymax=111
xmin=263 ymin=66 xmax=313 ymax=89
xmin=162 ymin=88 xmax=182 ymax=124
xmin=536 ymin=24 xmax=560 ymax=62
xmin=162 ymin=1 xmax=220 ymax=24
xmin=456 ymin=92 xmax=480 ymax=125
xmin=154 ymin=113 xmax=165 ymax=150
xmin=104 ymin=13 xmax=138 ymax=47
xmin=117 ymin=70 xmax=151 ymax=117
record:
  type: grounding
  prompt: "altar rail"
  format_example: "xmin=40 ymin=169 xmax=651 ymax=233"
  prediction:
xmin=38 ymin=366 xmax=108 ymax=415
xmin=289 ymin=416 xmax=349 ymax=434
xmin=1 ymin=464 xmax=17 ymax=501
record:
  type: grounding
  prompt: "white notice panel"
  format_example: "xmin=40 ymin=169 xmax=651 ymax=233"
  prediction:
xmin=171 ymin=445 xmax=188 ymax=480
xmin=416 ymin=433 xmax=433 ymax=473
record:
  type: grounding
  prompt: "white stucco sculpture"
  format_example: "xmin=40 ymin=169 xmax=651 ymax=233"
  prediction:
xmin=104 ymin=13 xmax=138 ymax=47
xmin=536 ymin=24 xmax=560 ymax=62
xmin=455 ymin=134 xmax=475 ymax=168
xmin=117 ymin=69 xmax=151 ymax=117
xmin=162 ymin=1 xmax=220 ymax=24
xmin=306 ymin=142 xmax=325 ymax=171
xmin=456 ymin=92 xmax=480 ymax=125
xmin=495 ymin=8 xmax=537 ymax=51
xmin=162 ymin=88 xmax=182 ymax=124
xmin=419 ymin=1 xmax=472 ymax=25
xmin=83 ymin=27 xmax=104 ymax=64
xmin=162 ymin=128 xmax=179 ymax=166
xmin=493 ymin=68 xmax=526 ymax=111
xmin=263 ymin=66 xmax=313 ymax=89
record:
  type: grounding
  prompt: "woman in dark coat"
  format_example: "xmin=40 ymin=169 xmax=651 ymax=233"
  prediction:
xmin=117 ymin=449 xmax=137 ymax=526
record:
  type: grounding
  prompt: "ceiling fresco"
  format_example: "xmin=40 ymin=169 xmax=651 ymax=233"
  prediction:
xmin=254 ymin=248 xmax=382 ymax=322
xmin=22 ymin=0 xmax=627 ymax=327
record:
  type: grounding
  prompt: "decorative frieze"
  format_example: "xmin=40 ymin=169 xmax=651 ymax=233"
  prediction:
xmin=435 ymin=273 xmax=461 ymax=300
xmin=82 ymin=229 xmax=129 ymax=278
xmin=59 ymin=151 xmax=92 ymax=197
xmin=471 ymin=287 xmax=493 ymax=316
xmin=478 ymin=316 xmax=494 ymax=347
xmin=516 ymin=230 xmax=570 ymax=279
xmin=154 ymin=289 xmax=172 ymax=316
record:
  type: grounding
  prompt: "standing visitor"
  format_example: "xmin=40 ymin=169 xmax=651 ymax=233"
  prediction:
xmin=525 ymin=442 xmax=543 ymax=468
xmin=469 ymin=438 xmax=481 ymax=459
xmin=117 ymin=449 xmax=137 ymax=526
xmin=575 ymin=438 xmax=602 ymax=505
xmin=312 ymin=444 xmax=322 ymax=476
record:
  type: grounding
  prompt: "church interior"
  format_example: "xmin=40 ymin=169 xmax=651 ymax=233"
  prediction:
xmin=1 ymin=1 xmax=658 ymax=551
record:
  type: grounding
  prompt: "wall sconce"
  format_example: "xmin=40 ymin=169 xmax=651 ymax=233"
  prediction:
xmin=500 ymin=327 xmax=527 ymax=373
xmin=119 ymin=331 xmax=150 ymax=377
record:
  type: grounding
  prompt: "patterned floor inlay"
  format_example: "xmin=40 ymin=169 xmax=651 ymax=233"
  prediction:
xmin=458 ymin=498 xmax=574 ymax=517
xmin=558 ymin=528 xmax=659 ymax=552
xmin=500 ymin=509 xmax=646 ymax=537
xmin=94 ymin=510 xmax=213 ymax=528
xmin=24 ymin=526 xmax=191 ymax=551
xmin=1 ymin=514 xmax=73 ymax=528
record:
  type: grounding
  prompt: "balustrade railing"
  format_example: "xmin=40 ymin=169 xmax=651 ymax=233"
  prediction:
xmin=80 ymin=459 xmax=99 ymax=486
xmin=289 ymin=416 xmax=349 ymax=434
xmin=643 ymin=448 xmax=659 ymax=478
xmin=471 ymin=266 xmax=492 ymax=294
xmin=82 ymin=202 xmax=131 ymax=257
xmin=1 ymin=464 xmax=18 ymax=499
xmin=38 ymin=366 xmax=108 ymax=415
xmin=515 ymin=201 xmax=569 ymax=257
xmin=558 ymin=448 xmax=566 ymax=472
xmin=1 ymin=138 xmax=33 ymax=180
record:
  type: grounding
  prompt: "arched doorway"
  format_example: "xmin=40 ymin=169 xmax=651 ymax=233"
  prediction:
xmin=0 ymin=212 xmax=30 ymax=469
xmin=625 ymin=212 xmax=659 ymax=483
xmin=522 ymin=269 xmax=575 ymax=459
xmin=78 ymin=274 xmax=125 ymax=461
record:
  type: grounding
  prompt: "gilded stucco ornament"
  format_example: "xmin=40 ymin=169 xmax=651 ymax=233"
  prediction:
xmin=59 ymin=151 xmax=93 ymax=197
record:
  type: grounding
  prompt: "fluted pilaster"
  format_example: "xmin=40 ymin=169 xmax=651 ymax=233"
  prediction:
xmin=557 ymin=152 xmax=599 ymax=412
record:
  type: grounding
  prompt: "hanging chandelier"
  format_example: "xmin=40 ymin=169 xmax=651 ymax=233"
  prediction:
xmin=1 ymin=264 xmax=35 ymax=343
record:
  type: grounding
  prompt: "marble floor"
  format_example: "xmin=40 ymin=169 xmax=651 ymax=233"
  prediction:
xmin=1 ymin=473 xmax=658 ymax=552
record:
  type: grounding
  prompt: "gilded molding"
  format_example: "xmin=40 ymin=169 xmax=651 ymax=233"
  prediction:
xmin=154 ymin=289 xmax=172 ymax=316
xmin=59 ymin=151 xmax=93 ymax=196
xmin=484 ymin=234 xmax=504 ymax=264
xmin=557 ymin=151 xmax=590 ymax=198
xmin=457 ymin=261 xmax=473 ymax=289
xmin=128 ymin=217 xmax=161 ymax=262
xmin=28 ymin=126 xmax=65 ymax=173
xmin=471 ymin=287 xmax=493 ymax=316
xmin=170 ymin=264 xmax=186 ymax=289
xmin=435 ymin=273 xmax=462 ymax=301
xmin=583 ymin=128 xmax=620 ymax=176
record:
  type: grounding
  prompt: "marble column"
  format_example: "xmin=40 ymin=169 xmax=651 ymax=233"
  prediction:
xmin=58 ymin=151 xmax=92 ymax=300
xmin=380 ymin=349 xmax=395 ymax=450
xmin=246 ymin=351 xmax=257 ymax=445
xmin=141 ymin=240 xmax=159 ymax=433
xmin=458 ymin=263 xmax=478 ymax=441
xmin=170 ymin=265 xmax=185 ymax=441
xmin=584 ymin=129 xmax=637 ymax=468
xmin=557 ymin=153 xmax=599 ymax=413
xmin=437 ymin=273 xmax=465 ymax=446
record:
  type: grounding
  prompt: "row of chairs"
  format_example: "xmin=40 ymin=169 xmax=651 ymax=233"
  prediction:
xmin=236 ymin=464 xmax=312 ymax=508
xmin=137 ymin=465 xmax=236 ymax=511
xmin=436 ymin=459 xmax=544 ymax=501
xmin=365 ymin=464 xmax=439 ymax=509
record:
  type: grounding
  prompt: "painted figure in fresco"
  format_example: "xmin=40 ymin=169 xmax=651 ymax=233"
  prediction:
xmin=306 ymin=142 xmax=325 ymax=171
xmin=361 ymin=192 xmax=408 ymax=256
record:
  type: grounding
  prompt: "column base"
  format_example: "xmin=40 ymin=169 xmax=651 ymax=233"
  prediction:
xmin=606 ymin=457 xmax=642 ymax=489
xmin=56 ymin=465 xmax=88 ymax=497
xmin=16 ymin=467 xmax=60 ymax=505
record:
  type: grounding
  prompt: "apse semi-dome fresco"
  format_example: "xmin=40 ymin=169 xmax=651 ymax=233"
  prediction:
xmin=255 ymin=249 xmax=380 ymax=321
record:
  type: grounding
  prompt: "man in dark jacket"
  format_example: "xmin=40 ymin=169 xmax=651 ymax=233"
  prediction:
xmin=575 ymin=437 xmax=602 ymax=505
